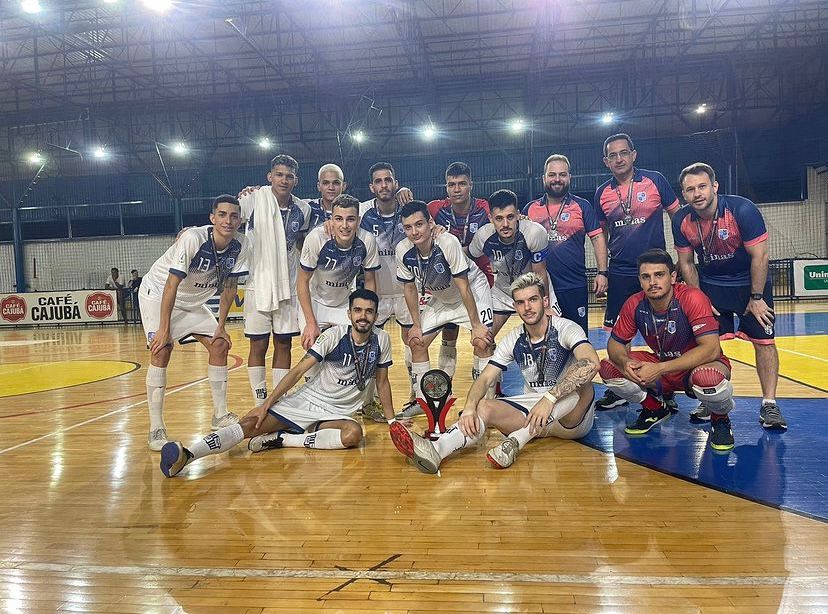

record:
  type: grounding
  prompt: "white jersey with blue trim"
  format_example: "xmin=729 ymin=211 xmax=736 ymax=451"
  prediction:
xmin=360 ymin=199 xmax=406 ymax=297
xmin=489 ymin=316 xmax=588 ymax=394
xmin=239 ymin=190 xmax=311 ymax=293
xmin=142 ymin=225 xmax=250 ymax=310
xmin=298 ymin=324 xmax=393 ymax=414
xmin=468 ymin=220 xmax=548 ymax=295
xmin=395 ymin=232 xmax=485 ymax=305
xmin=300 ymin=226 xmax=380 ymax=307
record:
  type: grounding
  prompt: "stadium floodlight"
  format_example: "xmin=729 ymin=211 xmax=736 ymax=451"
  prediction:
xmin=141 ymin=0 xmax=172 ymax=13
xmin=420 ymin=124 xmax=437 ymax=141
xmin=509 ymin=118 xmax=526 ymax=134
xmin=695 ymin=103 xmax=708 ymax=115
xmin=21 ymin=0 xmax=42 ymax=14
xmin=352 ymin=130 xmax=366 ymax=144
xmin=171 ymin=142 xmax=188 ymax=156
xmin=257 ymin=137 xmax=272 ymax=149
xmin=92 ymin=146 xmax=108 ymax=160
xmin=27 ymin=152 xmax=44 ymax=165
xmin=601 ymin=112 xmax=615 ymax=125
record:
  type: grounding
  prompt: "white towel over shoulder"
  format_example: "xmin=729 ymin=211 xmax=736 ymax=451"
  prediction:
xmin=243 ymin=187 xmax=292 ymax=312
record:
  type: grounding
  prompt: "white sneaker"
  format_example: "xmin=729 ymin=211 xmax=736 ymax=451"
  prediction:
xmin=395 ymin=400 xmax=425 ymax=419
xmin=248 ymin=431 xmax=285 ymax=453
xmin=389 ymin=421 xmax=441 ymax=474
xmin=211 ymin=412 xmax=239 ymax=430
xmin=148 ymin=427 xmax=168 ymax=451
xmin=486 ymin=436 xmax=520 ymax=469
xmin=159 ymin=442 xmax=192 ymax=477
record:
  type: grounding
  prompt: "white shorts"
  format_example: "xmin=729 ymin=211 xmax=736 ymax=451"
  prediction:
xmin=139 ymin=293 xmax=216 ymax=346
xmin=377 ymin=295 xmax=413 ymax=327
xmin=419 ymin=274 xmax=493 ymax=336
xmin=298 ymin=298 xmax=350 ymax=331
xmin=266 ymin=390 xmax=359 ymax=433
xmin=500 ymin=391 xmax=595 ymax=439
xmin=492 ymin=275 xmax=561 ymax=316
xmin=244 ymin=288 xmax=299 ymax=338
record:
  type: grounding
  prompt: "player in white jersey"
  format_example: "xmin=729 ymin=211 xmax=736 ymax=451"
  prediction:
xmin=159 ymin=289 xmax=408 ymax=477
xmin=297 ymin=194 xmax=380 ymax=350
xmin=467 ymin=189 xmax=559 ymax=338
xmin=239 ymin=154 xmax=312 ymax=403
xmin=139 ymin=195 xmax=250 ymax=451
xmin=396 ymin=200 xmax=494 ymax=403
xmin=390 ymin=272 xmax=600 ymax=473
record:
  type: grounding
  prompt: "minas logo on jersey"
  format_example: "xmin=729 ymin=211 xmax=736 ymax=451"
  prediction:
xmin=1 ymin=295 xmax=27 ymax=322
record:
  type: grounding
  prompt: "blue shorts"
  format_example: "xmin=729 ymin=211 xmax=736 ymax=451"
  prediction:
xmin=603 ymin=273 xmax=642 ymax=329
xmin=555 ymin=285 xmax=589 ymax=335
xmin=700 ymin=280 xmax=775 ymax=343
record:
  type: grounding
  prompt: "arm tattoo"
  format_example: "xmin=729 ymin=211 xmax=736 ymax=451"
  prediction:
xmin=548 ymin=359 xmax=598 ymax=401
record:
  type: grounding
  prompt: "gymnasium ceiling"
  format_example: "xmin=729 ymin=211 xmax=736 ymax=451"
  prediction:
xmin=0 ymin=0 xmax=826 ymax=177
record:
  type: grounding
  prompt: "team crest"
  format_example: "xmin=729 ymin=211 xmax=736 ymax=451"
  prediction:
xmin=226 ymin=257 xmax=235 ymax=268
xmin=291 ymin=221 xmax=300 ymax=232
xmin=353 ymin=256 xmax=363 ymax=267
xmin=718 ymin=228 xmax=729 ymax=240
xmin=368 ymin=350 xmax=377 ymax=362
xmin=667 ymin=320 xmax=676 ymax=334
xmin=397 ymin=223 xmax=404 ymax=233
xmin=434 ymin=263 xmax=445 ymax=274
xmin=515 ymin=250 xmax=524 ymax=260
xmin=469 ymin=222 xmax=479 ymax=233
xmin=578 ymin=306 xmax=586 ymax=317
xmin=637 ymin=191 xmax=647 ymax=202
xmin=560 ymin=212 xmax=570 ymax=222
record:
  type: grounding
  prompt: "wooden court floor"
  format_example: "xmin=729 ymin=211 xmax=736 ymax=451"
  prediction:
xmin=1 ymin=301 xmax=827 ymax=613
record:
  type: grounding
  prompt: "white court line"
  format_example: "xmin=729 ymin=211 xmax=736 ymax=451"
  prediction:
xmin=777 ymin=347 xmax=828 ymax=363
xmin=0 ymin=365 xmax=243 ymax=456
xmin=1 ymin=561 xmax=827 ymax=588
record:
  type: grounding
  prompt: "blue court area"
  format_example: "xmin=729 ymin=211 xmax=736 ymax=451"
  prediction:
xmin=500 ymin=310 xmax=828 ymax=522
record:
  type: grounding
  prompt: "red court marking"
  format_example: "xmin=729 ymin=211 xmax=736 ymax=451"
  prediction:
xmin=0 ymin=354 xmax=244 ymax=420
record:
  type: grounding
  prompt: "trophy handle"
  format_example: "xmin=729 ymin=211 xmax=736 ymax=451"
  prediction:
xmin=423 ymin=397 xmax=457 ymax=441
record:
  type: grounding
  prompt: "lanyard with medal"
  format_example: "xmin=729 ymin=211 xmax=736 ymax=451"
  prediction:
xmin=614 ymin=174 xmax=636 ymax=225
xmin=452 ymin=201 xmax=473 ymax=244
xmin=526 ymin=318 xmax=553 ymax=385
xmin=377 ymin=199 xmax=403 ymax=246
xmin=416 ymin=248 xmax=434 ymax=299
xmin=208 ymin=227 xmax=230 ymax=292
xmin=502 ymin=221 xmax=524 ymax=283
xmin=648 ymin=298 xmax=676 ymax=361
xmin=545 ymin=194 xmax=570 ymax=237
xmin=694 ymin=212 xmax=719 ymax=267
xmin=349 ymin=329 xmax=376 ymax=391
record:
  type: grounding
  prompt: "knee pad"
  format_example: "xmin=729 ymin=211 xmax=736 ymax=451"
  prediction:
xmin=691 ymin=368 xmax=734 ymax=414
xmin=599 ymin=359 xmax=623 ymax=381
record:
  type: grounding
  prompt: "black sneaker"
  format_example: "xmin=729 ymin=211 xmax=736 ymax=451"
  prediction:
xmin=663 ymin=393 xmax=679 ymax=413
xmin=759 ymin=402 xmax=787 ymax=431
xmin=596 ymin=389 xmax=628 ymax=411
xmin=710 ymin=415 xmax=735 ymax=451
xmin=689 ymin=402 xmax=711 ymax=422
xmin=624 ymin=403 xmax=671 ymax=435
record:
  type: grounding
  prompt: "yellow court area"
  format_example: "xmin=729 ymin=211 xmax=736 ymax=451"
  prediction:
xmin=0 ymin=304 xmax=827 ymax=613
xmin=722 ymin=335 xmax=828 ymax=392
xmin=0 ymin=359 xmax=139 ymax=398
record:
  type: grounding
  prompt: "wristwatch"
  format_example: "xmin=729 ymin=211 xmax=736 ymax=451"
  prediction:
xmin=596 ymin=271 xmax=609 ymax=277
xmin=749 ymin=293 xmax=763 ymax=301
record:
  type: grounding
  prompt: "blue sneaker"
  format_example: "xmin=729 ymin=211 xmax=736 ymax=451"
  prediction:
xmin=160 ymin=442 xmax=192 ymax=478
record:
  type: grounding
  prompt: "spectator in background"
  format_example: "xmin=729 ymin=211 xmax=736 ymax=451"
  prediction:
xmin=129 ymin=269 xmax=143 ymax=322
xmin=105 ymin=267 xmax=128 ymax=323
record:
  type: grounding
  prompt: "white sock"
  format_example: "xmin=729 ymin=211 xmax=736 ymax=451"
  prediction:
xmin=280 ymin=429 xmax=345 ymax=449
xmin=473 ymin=356 xmax=494 ymax=398
xmin=404 ymin=345 xmax=415 ymax=399
xmin=272 ymin=368 xmax=289 ymax=391
xmin=434 ymin=416 xmax=486 ymax=460
xmin=146 ymin=365 xmax=167 ymax=431
xmin=188 ymin=423 xmax=244 ymax=460
xmin=248 ymin=365 xmax=267 ymax=403
xmin=509 ymin=425 xmax=534 ymax=450
xmin=762 ymin=398 xmax=776 ymax=405
xmin=207 ymin=364 xmax=228 ymax=417
xmin=411 ymin=361 xmax=431 ymax=398
xmin=604 ymin=379 xmax=647 ymax=404
xmin=438 ymin=340 xmax=457 ymax=378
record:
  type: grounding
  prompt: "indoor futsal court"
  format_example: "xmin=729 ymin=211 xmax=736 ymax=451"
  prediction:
xmin=1 ymin=0 xmax=828 ymax=612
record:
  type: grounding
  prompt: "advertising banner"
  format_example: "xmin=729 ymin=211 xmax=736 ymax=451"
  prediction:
xmin=793 ymin=260 xmax=828 ymax=298
xmin=0 ymin=290 xmax=119 ymax=326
